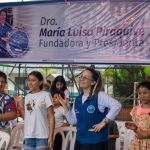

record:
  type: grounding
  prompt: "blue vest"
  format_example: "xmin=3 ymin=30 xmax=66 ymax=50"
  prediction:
xmin=75 ymin=93 xmax=108 ymax=144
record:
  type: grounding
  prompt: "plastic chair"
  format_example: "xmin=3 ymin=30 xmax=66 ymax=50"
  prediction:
xmin=54 ymin=126 xmax=76 ymax=150
xmin=116 ymin=121 xmax=135 ymax=150
xmin=116 ymin=126 xmax=127 ymax=150
xmin=0 ymin=131 xmax=10 ymax=150
xmin=123 ymin=129 xmax=134 ymax=150
xmin=9 ymin=123 xmax=24 ymax=150
xmin=116 ymin=121 xmax=126 ymax=150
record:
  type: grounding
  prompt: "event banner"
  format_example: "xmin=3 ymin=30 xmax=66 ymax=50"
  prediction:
xmin=0 ymin=1 xmax=149 ymax=63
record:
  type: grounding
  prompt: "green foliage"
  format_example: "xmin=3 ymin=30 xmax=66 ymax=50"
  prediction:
xmin=144 ymin=66 xmax=150 ymax=75
xmin=103 ymin=68 xmax=114 ymax=77
xmin=40 ymin=65 xmax=57 ymax=76
xmin=104 ymin=66 xmax=145 ymax=106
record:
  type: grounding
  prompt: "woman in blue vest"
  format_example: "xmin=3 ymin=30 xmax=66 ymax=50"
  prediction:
xmin=58 ymin=67 xmax=121 ymax=150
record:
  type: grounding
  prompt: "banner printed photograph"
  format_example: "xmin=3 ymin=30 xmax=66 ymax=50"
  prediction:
xmin=0 ymin=1 xmax=149 ymax=63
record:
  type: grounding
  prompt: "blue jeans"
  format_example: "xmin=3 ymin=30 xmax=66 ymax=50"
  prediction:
xmin=24 ymin=138 xmax=48 ymax=150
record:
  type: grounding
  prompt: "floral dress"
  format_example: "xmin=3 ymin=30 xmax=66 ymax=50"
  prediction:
xmin=130 ymin=106 xmax=150 ymax=150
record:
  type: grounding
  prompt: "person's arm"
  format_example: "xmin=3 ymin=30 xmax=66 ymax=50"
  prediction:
xmin=109 ymin=121 xmax=119 ymax=139
xmin=1 ymin=37 xmax=10 ymax=42
xmin=109 ymin=134 xmax=119 ymax=138
xmin=101 ymin=92 xmax=121 ymax=121
xmin=17 ymin=106 xmax=25 ymax=118
xmin=134 ymin=127 xmax=150 ymax=139
xmin=62 ymin=118 xmax=69 ymax=127
xmin=91 ymin=92 xmax=121 ymax=132
xmin=0 ymin=112 xmax=16 ymax=121
xmin=48 ymin=106 xmax=55 ymax=149
xmin=125 ymin=120 xmax=150 ymax=139
xmin=0 ymin=96 xmax=17 ymax=121
xmin=64 ymin=89 xmax=70 ymax=109
xmin=125 ymin=122 xmax=137 ymax=131
xmin=61 ymin=107 xmax=69 ymax=127
xmin=13 ymin=94 xmax=25 ymax=118
xmin=58 ymin=95 xmax=77 ymax=125
xmin=109 ymin=134 xmax=119 ymax=139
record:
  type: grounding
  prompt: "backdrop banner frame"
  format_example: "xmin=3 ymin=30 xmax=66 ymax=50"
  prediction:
xmin=0 ymin=1 xmax=149 ymax=64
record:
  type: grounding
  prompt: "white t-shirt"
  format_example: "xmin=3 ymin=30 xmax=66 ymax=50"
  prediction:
xmin=54 ymin=106 xmax=65 ymax=128
xmin=64 ymin=89 xmax=70 ymax=99
xmin=24 ymin=90 xmax=53 ymax=138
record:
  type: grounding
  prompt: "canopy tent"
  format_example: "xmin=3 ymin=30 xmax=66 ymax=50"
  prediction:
xmin=0 ymin=3 xmax=149 ymax=150
xmin=0 ymin=0 xmax=149 ymax=64
xmin=0 ymin=0 xmax=149 ymax=107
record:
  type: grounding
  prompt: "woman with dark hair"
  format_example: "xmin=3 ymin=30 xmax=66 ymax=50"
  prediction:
xmin=0 ymin=9 xmax=12 ymax=58
xmin=59 ymin=67 xmax=121 ymax=150
xmin=14 ymin=71 xmax=55 ymax=150
xmin=51 ymin=75 xmax=70 ymax=107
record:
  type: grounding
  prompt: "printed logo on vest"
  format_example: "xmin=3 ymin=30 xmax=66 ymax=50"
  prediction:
xmin=87 ymin=105 xmax=95 ymax=113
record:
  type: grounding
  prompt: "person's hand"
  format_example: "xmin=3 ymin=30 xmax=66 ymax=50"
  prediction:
xmin=57 ymin=95 xmax=67 ymax=107
xmin=135 ymin=128 xmax=150 ymax=139
xmin=13 ymin=94 xmax=23 ymax=108
xmin=1 ymin=37 xmax=9 ymax=42
xmin=89 ymin=122 xmax=106 ymax=132
xmin=57 ymin=95 xmax=69 ymax=112
xmin=48 ymin=137 xmax=53 ymax=149
xmin=125 ymin=122 xmax=137 ymax=131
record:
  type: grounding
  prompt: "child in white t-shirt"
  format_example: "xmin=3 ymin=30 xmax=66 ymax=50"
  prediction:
xmin=14 ymin=71 xmax=55 ymax=150
xmin=52 ymin=90 xmax=69 ymax=150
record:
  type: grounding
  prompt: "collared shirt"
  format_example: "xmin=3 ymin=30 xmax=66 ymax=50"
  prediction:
xmin=66 ymin=91 xmax=121 ymax=125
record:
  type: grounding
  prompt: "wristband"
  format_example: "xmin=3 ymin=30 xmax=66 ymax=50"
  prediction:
xmin=101 ymin=118 xmax=108 ymax=126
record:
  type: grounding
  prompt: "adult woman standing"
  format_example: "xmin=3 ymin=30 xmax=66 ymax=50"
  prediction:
xmin=59 ymin=67 xmax=121 ymax=150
